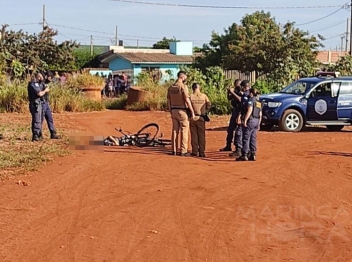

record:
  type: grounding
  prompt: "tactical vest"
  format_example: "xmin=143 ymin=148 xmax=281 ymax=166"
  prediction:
xmin=168 ymin=84 xmax=187 ymax=109
xmin=251 ymin=97 xmax=262 ymax=118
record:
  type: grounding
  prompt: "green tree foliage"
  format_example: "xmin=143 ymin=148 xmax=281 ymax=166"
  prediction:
xmin=73 ymin=50 xmax=96 ymax=69
xmin=195 ymin=11 xmax=323 ymax=87
xmin=329 ymin=55 xmax=352 ymax=75
xmin=0 ymin=24 xmax=78 ymax=76
xmin=152 ymin=37 xmax=179 ymax=49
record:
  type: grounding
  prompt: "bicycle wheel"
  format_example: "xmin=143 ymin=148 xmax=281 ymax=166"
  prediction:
xmin=135 ymin=123 xmax=159 ymax=147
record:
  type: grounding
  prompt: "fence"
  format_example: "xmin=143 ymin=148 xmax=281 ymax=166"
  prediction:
xmin=224 ymin=70 xmax=256 ymax=83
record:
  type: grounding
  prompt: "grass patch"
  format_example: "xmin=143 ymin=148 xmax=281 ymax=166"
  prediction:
xmin=104 ymin=94 xmax=128 ymax=109
xmin=0 ymin=80 xmax=105 ymax=113
xmin=0 ymin=122 xmax=70 ymax=179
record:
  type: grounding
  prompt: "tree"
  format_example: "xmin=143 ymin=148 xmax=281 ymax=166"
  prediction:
xmin=0 ymin=24 xmax=79 ymax=76
xmin=195 ymin=11 xmax=323 ymax=84
xmin=329 ymin=55 xmax=352 ymax=75
xmin=152 ymin=37 xmax=179 ymax=49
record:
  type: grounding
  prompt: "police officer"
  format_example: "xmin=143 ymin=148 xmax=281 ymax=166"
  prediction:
xmin=28 ymin=72 xmax=49 ymax=142
xmin=236 ymin=88 xmax=262 ymax=161
xmin=220 ymin=79 xmax=242 ymax=153
xmin=42 ymin=71 xmax=60 ymax=140
xmin=189 ymin=83 xmax=211 ymax=158
xmin=167 ymin=71 xmax=196 ymax=156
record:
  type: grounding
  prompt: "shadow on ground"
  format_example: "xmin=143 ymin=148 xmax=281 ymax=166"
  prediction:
xmin=310 ymin=151 xmax=352 ymax=158
xmin=103 ymin=146 xmax=236 ymax=162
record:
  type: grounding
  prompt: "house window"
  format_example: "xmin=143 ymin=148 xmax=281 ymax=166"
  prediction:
xmin=141 ymin=67 xmax=162 ymax=81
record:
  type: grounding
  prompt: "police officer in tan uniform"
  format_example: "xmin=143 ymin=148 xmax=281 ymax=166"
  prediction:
xmin=189 ymin=83 xmax=211 ymax=158
xmin=167 ymin=71 xmax=195 ymax=156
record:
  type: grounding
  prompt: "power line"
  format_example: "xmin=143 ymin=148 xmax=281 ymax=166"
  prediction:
xmin=296 ymin=6 xmax=345 ymax=26
xmin=323 ymin=33 xmax=345 ymax=40
xmin=309 ymin=20 xmax=346 ymax=33
xmin=6 ymin=22 xmax=41 ymax=26
xmin=110 ymin=0 xmax=345 ymax=9
xmin=49 ymin=23 xmax=113 ymax=35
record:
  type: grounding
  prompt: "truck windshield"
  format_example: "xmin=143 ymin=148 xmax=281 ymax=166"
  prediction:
xmin=279 ymin=80 xmax=318 ymax=95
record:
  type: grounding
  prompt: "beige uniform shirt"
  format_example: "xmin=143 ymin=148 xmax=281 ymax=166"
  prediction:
xmin=167 ymin=82 xmax=190 ymax=109
xmin=190 ymin=92 xmax=211 ymax=116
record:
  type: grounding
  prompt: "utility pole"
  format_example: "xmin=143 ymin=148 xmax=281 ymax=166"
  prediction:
xmin=90 ymin=35 xmax=93 ymax=56
xmin=115 ymin=26 xmax=118 ymax=45
xmin=345 ymin=18 xmax=350 ymax=52
xmin=350 ymin=0 xmax=352 ymax=55
xmin=42 ymin=4 xmax=46 ymax=31
xmin=341 ymin=36 xmax=345 ymax=52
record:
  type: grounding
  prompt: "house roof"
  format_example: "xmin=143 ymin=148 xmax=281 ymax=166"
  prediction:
xmin=102 ymin=52 xmax=194 ymax=64
xmin=316 ymin=50 xmax=348 ymax=64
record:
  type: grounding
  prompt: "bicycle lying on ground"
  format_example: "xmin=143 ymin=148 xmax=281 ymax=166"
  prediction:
xmin=104 ymin=123 xmax=172 ymax=147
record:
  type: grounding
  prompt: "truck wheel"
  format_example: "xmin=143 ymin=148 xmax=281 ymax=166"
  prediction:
xmin=279 ymin=109 xmax=303 ymax=132
xmin=326 ymin=125 xmax=344 ymax=131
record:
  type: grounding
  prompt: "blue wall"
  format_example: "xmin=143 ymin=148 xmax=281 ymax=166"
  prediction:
xmin=109 ymin=57 xmax=133 ymax=71
xmin=169 ymin=42 xmax=193 ymax=55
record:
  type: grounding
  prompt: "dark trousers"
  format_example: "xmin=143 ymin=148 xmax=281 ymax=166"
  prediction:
xmin=41 ymin=102 xmax=56 ymax=134
xmin=29 ymin=103 xmax=43 ymax=137
xmin=242 ymin=118 xmax=260 ymax=155
xmin=226 ymin=109 xmax=242 ymax=149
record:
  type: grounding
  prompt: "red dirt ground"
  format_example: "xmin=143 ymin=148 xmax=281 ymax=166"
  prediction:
xmin=1 ymin=110 xmax=352 ymax=262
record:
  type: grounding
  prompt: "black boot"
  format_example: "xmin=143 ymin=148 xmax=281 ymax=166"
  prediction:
xmin=50 ymin=132 xmax=60 ymax=139
xmin=32 ymin=135 xmax=40 ymax=142
xmin=229 ymin=148 xmax=242 ymax=157
xmin=236 ymin=153 xmax=248 ymax=161
xmin=248 ymin=152 xmax=256 ymax=161
xmin=220 ymin=145 xmax=232 ymax=152
xmin=38 ymin=132 xmax=43 ymax=141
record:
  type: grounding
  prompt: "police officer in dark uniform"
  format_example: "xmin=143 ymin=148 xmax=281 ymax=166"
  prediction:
xmin=42 ymin=71 xmax=60 ymax=140
xmin=236 ymin=88 xmax=262 ymax=161
xmin=220 ymin=79 xmax=242 ymax=154
xmin=28 ymin=72 xmax=49 ymax=142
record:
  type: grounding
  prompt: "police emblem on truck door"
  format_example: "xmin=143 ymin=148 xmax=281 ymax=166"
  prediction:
xmin=314 ymin=99 xmax=327 ymax=115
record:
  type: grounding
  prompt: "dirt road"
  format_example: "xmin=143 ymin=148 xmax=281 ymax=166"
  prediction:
xmin=1 ymin=110 xmax=352 ymax=262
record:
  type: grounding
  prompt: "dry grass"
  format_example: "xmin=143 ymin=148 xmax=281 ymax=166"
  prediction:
xmin=0 ymin=121 xmax=70 ymax=180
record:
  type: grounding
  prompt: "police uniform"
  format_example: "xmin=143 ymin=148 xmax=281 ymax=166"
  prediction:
xmin=28 ymin=80 xmax=45 ymax=141
xmin=167 ymin=81 xmax=191 ymax=155
xmin=43 ymin=79 xmax=58 ymax=139
xmin=237 ymin=96 xmax=262 ymax=161
xmin=220 ymin=86 xmax=242 ymax=152
xmin=190 ymin=92 xmax=211 ymax=157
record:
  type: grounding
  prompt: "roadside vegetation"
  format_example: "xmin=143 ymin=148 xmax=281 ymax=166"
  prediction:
xmin=0 ymin=122 xmax=70 ymax=179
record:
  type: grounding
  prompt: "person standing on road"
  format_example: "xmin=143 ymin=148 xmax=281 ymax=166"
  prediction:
xmin=189 ymin=83 xmax=211 ymax=158
xmin=236 ymin=88 xmax=262 ymax=161
xmin=42 ymin=71 xmax=60 ymax=140
xmin=167 ymin=71 xmax=196 ymax=156
xmin=27 ymin=72 xmax=49 ymax=142
xmin=220 ymin=79 xmax=243 ymax=155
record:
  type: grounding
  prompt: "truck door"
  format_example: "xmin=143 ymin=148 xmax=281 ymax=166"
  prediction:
xmin=337 ymin=82 xmax=352 ymax=120
xmin=306 ymin=82 xmax=340 ymax=121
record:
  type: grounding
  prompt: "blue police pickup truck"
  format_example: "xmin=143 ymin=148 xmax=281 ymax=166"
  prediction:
xmin=259 ymin=72 xmax=352 ymax=132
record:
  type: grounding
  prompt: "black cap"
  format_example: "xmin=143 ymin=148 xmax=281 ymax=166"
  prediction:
xmin=240 ymin=80 xmax=249 ymax=87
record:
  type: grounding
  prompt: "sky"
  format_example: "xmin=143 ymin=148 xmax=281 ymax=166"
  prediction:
xmin=0 ymin=0 xmax=350 ymax=50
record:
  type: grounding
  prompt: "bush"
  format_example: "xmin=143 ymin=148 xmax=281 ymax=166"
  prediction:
xmin=0 ymin=80 xmax=104 ymax=113
xmin=65 ymin=73 xmax=105 ymax=89
xmin=104 ymin=94 xmax=128 ymax=109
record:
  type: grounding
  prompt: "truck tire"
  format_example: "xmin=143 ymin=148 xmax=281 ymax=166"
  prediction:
xmin=279 ymin=109 xmax=304 ymax=132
